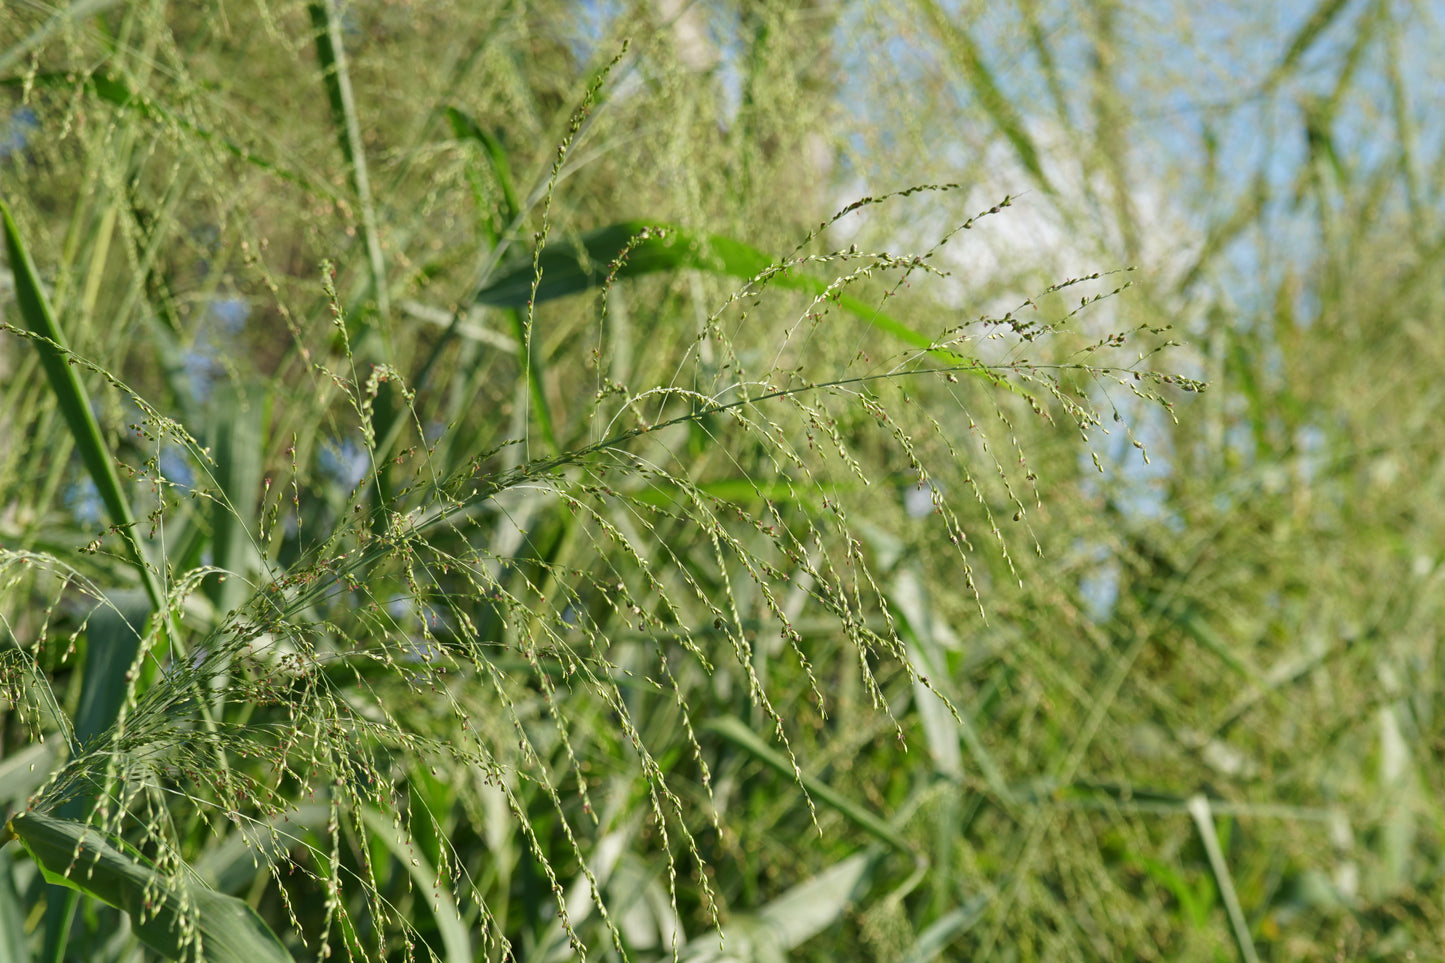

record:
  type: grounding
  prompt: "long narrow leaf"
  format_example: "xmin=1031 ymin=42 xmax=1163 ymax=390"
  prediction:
xmin=898 ymin=897 xmax=991 ymax=963
xmin=476 ymin=220 xmax=979 ymax=370
xmin=447 ymin=106 xmax=522 ymax=233
xmin=71 ymin=591 xmax=150 ymax=749
xmin=1187 ymin=795 xmax=1260 ymax=963
xmin=1276 ymin=0 xmax=1356 ymax=78
xmin=755 ymin=852 xmax=874 ymax=947
xmin=0 ymin=198 xmax=166 ymax=617
xmin=676 ymin=852 xmax=875 ymax=962
xmin=308 ymin=0 xmax=389 ymax=326
xmin=3 ymin=811 xmax=292 ymax=963
xmin=206 ymin=382 xmax=265 ymax=617
xmin=357 ymin=808 xmax=471 ymax=963
xmin=445 ymin=106 xmax=567 ymax=446
xmin=889 ymin=567 xmax=1013 ymax=802
xmin=703 ymin=715 xmax=916 ymax=856
xmin=0 ymin=847 xmax=24 ymax=963
xmin=912 ymin=0 xmax=1051 ymax=194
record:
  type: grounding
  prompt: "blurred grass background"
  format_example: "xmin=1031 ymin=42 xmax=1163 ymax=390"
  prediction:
xmin=2 ymin=1 xmax=1443 ymax=960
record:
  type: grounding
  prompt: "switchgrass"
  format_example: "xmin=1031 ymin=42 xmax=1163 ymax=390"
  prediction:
xmin=3 ymin=1 xmax=1444 ymax=961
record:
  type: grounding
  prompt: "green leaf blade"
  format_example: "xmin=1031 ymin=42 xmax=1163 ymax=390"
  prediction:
xmin=0 ymin=197 xmax=165 ymax=616
xmin=4 ymin=811 xmax=293 ymax=963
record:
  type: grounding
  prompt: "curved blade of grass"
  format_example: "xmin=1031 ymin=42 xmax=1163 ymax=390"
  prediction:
xmin=475 ymin=221 xmax=767 ymax=307
xmin=309 ymin=0 xmax=389 ymax=328
xmin=475 ymin=220 xmax=977 ymax=369
xmin=446 ymin=107 xmax=559 ymax=453
xmin=309 ymin=0 xmax=400 ymax=512
xmin=196 ymin=385 xmax=264 ymax=715
xmin=403 ymin=109 xmax=556 ymax=456
xmin=205 ymin=382 xmax=265 ymax=618
xmin=4 ymin=210 xmax=195 ymax=962
xmin=898 ymin=897 xmax=991 ymax=963
xmin=2 ymin=811 xmax=291 ymax=963
xmin=1 ymin=198 xmax=165 ymax=618
xmin=676 ymin=852 xmax=874 ymax=962
xmin=888 ymin=567 xmax=1013 ymax=804
xmin=625 ymin=476 xmax=826 ymax=514
xmin=357 ymin=807 xmax=470 ymax=963
xmin=471 ymin=44 xmax=634 ymax=461
xmin=1274 ymin=0 xmax=1356 ymax=81
xmin=1187 ymin=795 xmax=1260 ymax=963
xmin=912 ymin=0 xmax=1051 ymax=194
xmin=1130 ymin=852 xmax=1212 ymax=929
xmin=447 ymin=106 xmax=522 ymax=234
xmin=755 ymin=851 xmax=874 ymax=947
xmin=702 ymin=715 xmax=916 ymax=857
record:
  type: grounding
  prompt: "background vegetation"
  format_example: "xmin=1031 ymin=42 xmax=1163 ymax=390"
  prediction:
xmin=1 ymin=0 xmax=1442 ymax=960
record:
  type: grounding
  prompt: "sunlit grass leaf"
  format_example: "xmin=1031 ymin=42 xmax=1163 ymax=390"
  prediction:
xmin=475 ymin=220 xmax=971 ymax=364
xmin=677 ymin=852 xmax=875 ymax=963
xmin=1130 ymin=853 xmax=1213 ymax=929
xmin=897 ymin=897 xmax=991 ymax=963
xmin=205 ymin=383 xmax=265 ymax=618
xmin=476 ymin=221 xmax=771 ymax=307
xmin=1188 ymin=795 xmax=1260 ymax=963
xmin=3 ymin=811 xmax=291 ymax=963
xmin=308 ymin=0 xmax=388 ymax=324
xmin=357 ymin=807 xmax=471 ymax=963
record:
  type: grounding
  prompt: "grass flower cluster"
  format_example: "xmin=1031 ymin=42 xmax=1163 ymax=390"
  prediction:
xmin=4 ymin=1 xmax=1442 ymax=960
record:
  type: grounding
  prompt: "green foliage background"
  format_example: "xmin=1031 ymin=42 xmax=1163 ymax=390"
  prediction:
xmin=1 ymin=1 xmax=1442 ymax=960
